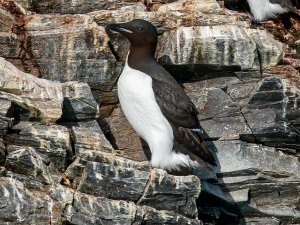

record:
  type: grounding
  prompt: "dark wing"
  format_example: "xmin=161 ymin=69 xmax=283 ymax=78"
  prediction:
xmin=152 ymin=77 xmax=199 ymax=129
xmin=150 ymin=66 xmax=216 ymax=166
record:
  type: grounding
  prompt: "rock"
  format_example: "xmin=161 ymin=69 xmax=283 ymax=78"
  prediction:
xmin=207 ymin=140 xmax=300 ymax=224
xmin=64 ymin=192 xmax=138 ymax=225
xmin=0 ymin=57 xmax=63 ymax=123
xmin=157 ymin=26 xmax=283 ymax=76
xmin=16 ymin=0 xmax=145 ymax=14
xmin=76 ymin=151 xmax=151 ymax=201
xmin=141 ymin=206 xmax=202 ymax=225
xmin=137 ymin=169 xmax=201 ymax=218
xmin=71 ymin=120 xmax=113 ymax=154
xmin=5 ymin=122 xmax=71 ymax=172
xmin=242 ymin=77 xmax=300 ymax=150
xmin=0 ymin=115 xmax=13 ymax=137
xmin=0 ymin=139 xmax=5 ymax=164
xmin=25 ymin=14 xmax=122 ymax=87
xmin=0 ymin=177 xmax=50 ymax=224
xmin=61 ymin=81 xmax=99 ymax=122
xmin=5 ymin=145 xmax=54 ymax=184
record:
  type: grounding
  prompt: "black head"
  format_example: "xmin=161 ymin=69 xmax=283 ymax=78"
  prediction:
xmin=105 ymin=19 xmax=158 ymax=48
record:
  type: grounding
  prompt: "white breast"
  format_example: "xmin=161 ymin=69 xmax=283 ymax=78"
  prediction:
xmin=117 ymin=60 xmax=196 ymax=170
xmin=247 ymin=0 xmax=288 ymax=21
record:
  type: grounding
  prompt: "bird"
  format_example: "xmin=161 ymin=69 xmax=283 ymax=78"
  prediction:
xmin=105 ymin=19 xmax=216 ymax=171
xmin=225 ymin=0 xmax=300 ymax=21
xmin=246 ymin=0 xmax=300 ymax=22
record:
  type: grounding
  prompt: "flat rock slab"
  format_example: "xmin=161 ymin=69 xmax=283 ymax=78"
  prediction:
xmin=64 ymin=192 xmax=137 ymax=225
xmin=0 ymin=57 xmax=63 ymax=123
xmin=6 ymin=122 xmax=71 ymax=172
xmin=158 ymin=26 xmax=283 ymax=71
xmin=138 ymin=168 xmax=201 ymax=218
xmin=61 ymin=81 xmax=99 ymax=121
xmin=66 ymin=150 xmax=151 ymax=201
xmin=0 ymin=177 xmax=50 ymax=224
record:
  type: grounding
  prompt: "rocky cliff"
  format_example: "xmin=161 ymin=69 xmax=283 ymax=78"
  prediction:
xmin=0 ymin=0 xmax=299 ymax=224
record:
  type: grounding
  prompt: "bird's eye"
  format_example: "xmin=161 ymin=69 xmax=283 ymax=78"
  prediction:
xmin=138 ymin=27 xmax=144 ymax=31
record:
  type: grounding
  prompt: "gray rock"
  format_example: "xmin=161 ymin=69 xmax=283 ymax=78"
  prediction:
xmin=61 ymin=81 xmax=99 ymax=121
xmin=0 ymin=139 xmax=5 ymax=164
xmin=0 ymin=57 xmax=63 ymax=123
xmin=5 ymin=145 xmax=54 ymax=184
xmin=6 ymin=122 xmax=71 ymax=172
xmin=16 ymin=0 xmax=145 ymax=14
xmin=157 ymin=26 xmax=283 ymax=72
xmin=137 ymin=168 xmax=201 ymax=218
xmin=141 ymin=206 xmax=202 ymax=225
xmin=0 ymin=177 xmax=50 ymax=224
xmin=64 ymin=192 xmax=137 ymax=225
xmin=25 ymin=14 xmax=121 ymax=88
xmin=71 ymin=121 xmax=113 ymax=154
xmin=200 ymin=116 xmax=251 ymax=140
xmin=77 ymin=151 xmax=151 ymax=201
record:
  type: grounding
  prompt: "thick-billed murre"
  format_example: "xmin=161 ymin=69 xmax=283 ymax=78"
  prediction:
xmin=106 ymin=19 xmax=216 ymax=170
xmin=247 ymin=0 xmax=299 ymax=22
xmin=225 ymin=0 xmax=300 ymax=21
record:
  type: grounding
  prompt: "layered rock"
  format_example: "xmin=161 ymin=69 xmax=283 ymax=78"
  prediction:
xmin=0 ymin=0 xmax=299 ymax=224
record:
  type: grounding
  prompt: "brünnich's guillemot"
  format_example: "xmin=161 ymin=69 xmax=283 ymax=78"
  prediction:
xmin=106 ymin=19 xmax=216 ymax=170
xmin=246 ymin=0 xmax=299 ymax=22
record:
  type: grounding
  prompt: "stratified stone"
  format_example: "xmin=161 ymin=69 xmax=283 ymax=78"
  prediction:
xmin=5 ymin=145 xmax=54 ymax=184
xmin=77 ymin=151 xmax=150 ymax=201
xmin=61 ymin=81 xmax=99 ymax=121
xmin=138 ymin=169 xmax=201 ymax=218
xmin=25 ymin=14 xmax=122 ymax=87
xmin=48 ymin=184 xmax=75 ymax=224
xmin=210 ymin=140 xmax=300 ymax=223
xmin=0 ymin=115 xmax=13 ymax=137
xmin=16 ymin=0 xmax=145 ymax=14
xmin=0 ymin=57 xmax=63 ymax=123
xmin=242 ymin=77 xmax=300 ymax=149
xmin=0 ymin=139 xmax=5 ymax=164
xmin=6 ymin=122 xmax=71 ymax=172
xmin=71 ymin=120 xmax=113 ymax=154
xmin=157 ymin=26 xmax=283 ymax=73
xmin=64 ymin=192 xmax=137 ymax=225
xmin=105 ymin=107 xmax=149 ymax=161
xmin=186 ymin=86 xmax=240 ymax=120
xmin=200 ymin=116 xmax=252 ymax=140
xmin=141 ymin=206 xmax=202 ymax=225
xmin=241 ymin=217 xmax=281 ymax=225
xmin=0 ymin=177 xmax=50 ymax=224
xmin=0 ymin=4 xmax=22 ymax=58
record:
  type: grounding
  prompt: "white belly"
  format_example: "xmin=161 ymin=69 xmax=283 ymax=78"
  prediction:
xmin=117 ymin=61 xmax=195 ymax=170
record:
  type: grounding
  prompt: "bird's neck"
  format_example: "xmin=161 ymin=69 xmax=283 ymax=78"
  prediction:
xmin=127 ymin=45 xmax=156 ymax=69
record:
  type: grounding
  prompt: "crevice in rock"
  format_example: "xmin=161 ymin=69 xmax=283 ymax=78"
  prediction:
xmin=135 ymin=169 xmax=153 ymax=205
xmin=97 ymin=116 xmax=119 ymax=150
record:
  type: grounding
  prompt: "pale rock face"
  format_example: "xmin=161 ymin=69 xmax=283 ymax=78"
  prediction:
xmin=0 ymin=57 xmax=63 ymax=123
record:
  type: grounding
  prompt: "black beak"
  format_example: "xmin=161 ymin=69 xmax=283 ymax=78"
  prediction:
xmin=105 ymin=23 xmax=133 ymax=35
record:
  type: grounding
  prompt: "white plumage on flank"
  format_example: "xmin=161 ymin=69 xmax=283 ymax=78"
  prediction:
xmin=247 ymin=0 xmax=289 ymax=21
xmin=117 ymin=58 xmax=197 ymax=170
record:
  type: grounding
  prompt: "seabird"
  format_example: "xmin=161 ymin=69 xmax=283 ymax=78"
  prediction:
xmin=246 ymin=0 xmax=300 ymax=22
xmin=106 ymin=19 xmax=216 ymax=171
xmin=225 ymin=0 xmax=300 ymax=21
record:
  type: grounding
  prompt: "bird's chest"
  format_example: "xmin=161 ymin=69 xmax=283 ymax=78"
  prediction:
xmin=117 ymin=65 xmax=170 ymax=140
